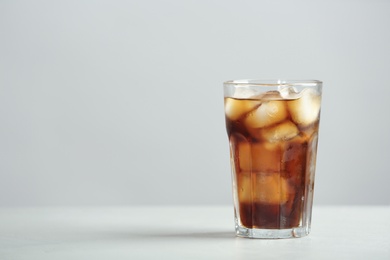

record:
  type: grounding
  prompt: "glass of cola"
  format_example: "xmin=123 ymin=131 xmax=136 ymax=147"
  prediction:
xmin=224 ymin=79 xmax=322 ymax=239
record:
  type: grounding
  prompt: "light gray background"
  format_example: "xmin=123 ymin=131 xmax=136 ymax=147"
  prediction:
xmin=1 ymin=0 xmax=389 ymax=207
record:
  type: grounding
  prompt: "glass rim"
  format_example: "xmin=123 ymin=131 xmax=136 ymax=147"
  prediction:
xmin=224 ymin=79 xmax=322 ymax=87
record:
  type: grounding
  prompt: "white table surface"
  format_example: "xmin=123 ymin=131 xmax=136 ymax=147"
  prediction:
xmin=0 ymin=205 xmax=389 ymax=260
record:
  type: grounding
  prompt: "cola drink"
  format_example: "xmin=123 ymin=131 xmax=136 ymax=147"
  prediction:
xmin=224 ymin=80 xmax=322 ymax=238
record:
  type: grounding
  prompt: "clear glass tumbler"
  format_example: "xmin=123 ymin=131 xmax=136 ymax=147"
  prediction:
xmin=224 ymin=80 xmax=322 ymax=238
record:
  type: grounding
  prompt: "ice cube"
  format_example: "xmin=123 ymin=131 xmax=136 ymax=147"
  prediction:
xmin=233 ymin=87 xmax=259 ymax=99
xmin=245 ymin=100 xmax=288 ymax=128
xmin=253 ymin=173 xmax=290 ymax=204
xmin=261 ymin=121 xmax=299 ymax=142
xmin=237 ymin=172 xmax=291 ymax=204
xmin=237 ymin=171 xmax=252 ymax=203
xmin=287 ymin=88 xmax=321 ymax=126
xmin=281 ymin=139 xmax=307 ymax=179
xmin=237 ymin=142 xmax=251 ymax=171
xmin=278 ymin=86 xmax=300 ymax=99
xmin=261 ymin=90 xmax=284 ymax=100
xmin=300 ymin=123 xmax=319 ymax=140
xmin=225 ymin=98 xmax=261 ymax=120
xmin=238 ymin=142 xmax=282 ymax=172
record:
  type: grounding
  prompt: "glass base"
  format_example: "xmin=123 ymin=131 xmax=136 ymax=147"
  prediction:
xmin=236 ymin=224 xmax=311 ymax=239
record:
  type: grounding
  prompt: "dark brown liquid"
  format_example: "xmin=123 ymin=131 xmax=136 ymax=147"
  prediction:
xmin=225 ymin=96 xmax=319 ymax=229
xmin=239 ymin=201 xmax=301 ymax=229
